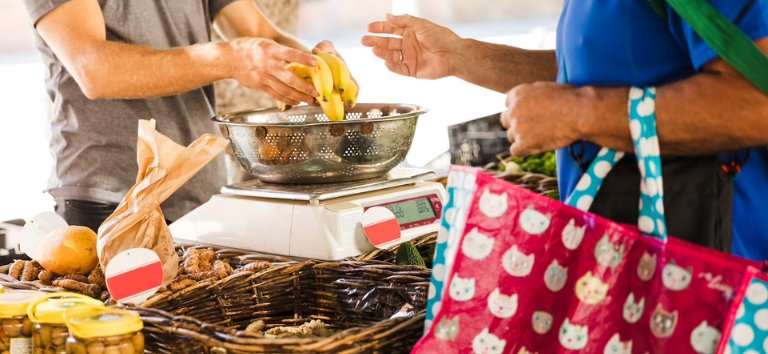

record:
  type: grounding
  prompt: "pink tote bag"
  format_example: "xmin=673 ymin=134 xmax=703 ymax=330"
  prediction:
xmin=415 ymin=87 xmax=764 ymax=354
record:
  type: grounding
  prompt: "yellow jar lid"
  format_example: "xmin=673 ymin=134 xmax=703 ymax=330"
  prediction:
xmin=0 ymin=292 xmax=44 ymax=317
xmin=65 ymin=304 xmax=143 ymax=339
xmin=28 ymin=292 xmax=104 ymax=324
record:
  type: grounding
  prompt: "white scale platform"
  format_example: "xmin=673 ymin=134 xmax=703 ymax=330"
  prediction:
xmin=170 ymin=168 xmax=447 ymax=260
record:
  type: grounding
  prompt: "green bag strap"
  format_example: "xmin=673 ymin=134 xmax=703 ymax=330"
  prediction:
xmin=647 ymin=0 xmax=768 ymax=95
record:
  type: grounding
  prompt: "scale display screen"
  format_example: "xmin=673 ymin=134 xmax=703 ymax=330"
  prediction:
xmin=382 ymin=197 xmax=437 ymax=225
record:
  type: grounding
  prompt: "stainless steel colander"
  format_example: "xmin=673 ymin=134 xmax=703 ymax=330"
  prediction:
xmin=213 ymin=103 xmax=428 ymax=184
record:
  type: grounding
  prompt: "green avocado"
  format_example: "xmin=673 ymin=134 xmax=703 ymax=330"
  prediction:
xmin=395 ymin=242 xmax=426 ymax=267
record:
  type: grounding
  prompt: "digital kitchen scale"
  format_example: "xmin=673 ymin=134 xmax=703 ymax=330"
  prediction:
xmin=170 ymin=168 xmax=447 ymax=260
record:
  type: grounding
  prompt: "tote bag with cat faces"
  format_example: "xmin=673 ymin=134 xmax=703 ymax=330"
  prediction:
xmin=414 ymin=87 xmax=764 ymax=354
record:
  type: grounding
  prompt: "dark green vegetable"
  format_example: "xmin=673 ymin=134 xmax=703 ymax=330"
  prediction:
xmin=511 ymin=152 xmax=557 ymax=177
xmin=396 ymin=242 xmax=426 ymax=267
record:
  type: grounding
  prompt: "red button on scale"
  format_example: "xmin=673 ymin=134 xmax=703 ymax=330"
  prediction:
xmin=362 ymin=207 xmax=402 ymax=248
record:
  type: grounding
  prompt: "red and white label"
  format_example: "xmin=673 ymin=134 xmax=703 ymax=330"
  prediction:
xmin=362 ymin=207 xmax=401 ymax=248
xmin=105 ymin=248 xmax=163 ymax=305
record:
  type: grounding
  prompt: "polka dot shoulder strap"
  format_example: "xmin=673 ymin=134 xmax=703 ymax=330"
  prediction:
xmin=565 ymin=87 xmax=668 ymax=241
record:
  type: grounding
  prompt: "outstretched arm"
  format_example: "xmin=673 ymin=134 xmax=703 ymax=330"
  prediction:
xmin=362 ymin=13 xmax=558 ymax=93
xmin=501 ymin=37 xmax=768 ymax=157
xmin=34 ymin=0 xmax=318 ymax=105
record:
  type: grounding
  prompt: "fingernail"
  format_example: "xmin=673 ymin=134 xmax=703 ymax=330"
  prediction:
xmin=312 ymin=90 xmax=319 ymax=97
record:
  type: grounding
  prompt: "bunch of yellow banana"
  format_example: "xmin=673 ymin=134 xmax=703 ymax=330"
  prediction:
xmin=278 ymin=54 xmax=359 ymax=121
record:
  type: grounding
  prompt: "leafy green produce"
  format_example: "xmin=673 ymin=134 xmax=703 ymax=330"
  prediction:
xmin=396 ymin=242 xmax=426 ymax=267
xmin=510 ymin=152 xmax=557 ymax=177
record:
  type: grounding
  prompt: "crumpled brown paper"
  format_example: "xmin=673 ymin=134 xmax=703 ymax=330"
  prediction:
xmin=97 ymin=119 xmax=229 ymax=286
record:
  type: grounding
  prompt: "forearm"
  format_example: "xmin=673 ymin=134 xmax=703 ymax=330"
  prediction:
xmin=72 ymin=41 xmax=236 ymax=100
xmin=275 ymin=32 xmax=309 ymax=53
xmin=578 ymin=73 xmax=768 ymax=155
xmin=452 ymin=39 xmax=558 ymax=93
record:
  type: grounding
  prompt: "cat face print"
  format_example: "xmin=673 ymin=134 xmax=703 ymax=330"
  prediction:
xmin=487 ymin=288 xmax=518 ymax=318
xmin=532 ymin=309 xmax=554 ymax=335
xmin=559 ymin=318 xmax=589 ymax=350
xmin=637 ymin=252 xmax=657 ymax=281
xmin=434 ymin=316 xmax=459 ymax=341
xmin=690 ymin=321 xmax=720 ymax=354
xmin=662 ymin=259 xmax=693 ymax=291
xmin=594 ymin=235 xmax=625 ymax=268
xmin=544 ymin=260 xmax=568 ymax=292
xmin=449 ymin=274 xmax=476 ymax=302
xmin=623 ymin=293 xmax=645 ymax=324
xmin=604 ymin=333 xmax=632 ymax=354
xmin=472 ymin=328 xmax=506 ymax=354
xmin=575 ymin=271 xmax=609 ymax=305
xmin=462 ymin=228 xmax=495 ymax=260
xmin=562 ymin=219 xmax=586 ymax=250
xmin=479 ymin=189 xmax=508 ymax=218
xmin=650 ymin=304 xmax=678 ymax=338
xmin=519 ymin=205 xmax=551 ymax=235
xmin=502 ymin=245 xmax=535 ymax=277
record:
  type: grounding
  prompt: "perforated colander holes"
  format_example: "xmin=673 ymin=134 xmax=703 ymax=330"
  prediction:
xmin=365 ymin=146 xmax=380 ymax=155
xmin=288 ymin=115 xmax=307 ymax=123
xmin=318 ymin=147 xmax=335 ymax=159
xmin=289 ymin=149 xmax=309 ymax=161
xmin=345 ymin=112 xmax=363 ymax=120
xmin=366 ymin=111 xmax=383 ymax=119
xmin=287 ymin=133 xmax=305 ymax=144
xmin=315 ymin=114 xmax=330 ymax=122
xmin=343 ymin=166 xmax=357 ymax=176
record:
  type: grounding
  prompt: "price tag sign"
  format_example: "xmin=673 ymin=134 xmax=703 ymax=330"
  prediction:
xmin=20 ymin=212 xmax=67 ymax=260
xmin=105 ymin=248 xmax=163 ymax=305
xmin=362 ymin=207 xmax=401 ymax=249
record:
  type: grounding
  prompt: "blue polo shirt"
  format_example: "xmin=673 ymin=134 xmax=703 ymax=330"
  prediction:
xmin=555 ymin=0 xmax=768 ymax=261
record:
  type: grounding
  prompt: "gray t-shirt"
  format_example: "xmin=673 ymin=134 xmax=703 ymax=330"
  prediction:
xmin=24 ymin=0 xmax=238 ymax=221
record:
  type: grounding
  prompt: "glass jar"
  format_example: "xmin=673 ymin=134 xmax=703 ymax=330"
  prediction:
xmin=27 ymin=293 xmax=105 ymax=354
xmin=0 ymin=291 xmax=45 ymax=354
xmin=63 ymin=305 xmax=143 ymax=354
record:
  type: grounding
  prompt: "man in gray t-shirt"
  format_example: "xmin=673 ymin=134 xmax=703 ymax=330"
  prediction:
xmin=23 ymin=0 xmax=345 ymax=231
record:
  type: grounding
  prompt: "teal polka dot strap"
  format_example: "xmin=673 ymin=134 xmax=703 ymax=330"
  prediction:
xmin=565 ymin=86 xmax=668 ymax=241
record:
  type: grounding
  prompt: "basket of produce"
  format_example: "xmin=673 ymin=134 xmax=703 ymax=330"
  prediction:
xmin=0 ymin=233 xmax=436 ymax=354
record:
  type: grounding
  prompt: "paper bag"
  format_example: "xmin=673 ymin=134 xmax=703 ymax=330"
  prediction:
xmin=97 ymin=119 xmax=229 ymax=286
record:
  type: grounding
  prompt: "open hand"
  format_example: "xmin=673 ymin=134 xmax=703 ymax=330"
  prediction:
xmin=362 ymin=13 xmax=460 ymax=80
xmin=231 ymin=37 xmax=319 ymax=105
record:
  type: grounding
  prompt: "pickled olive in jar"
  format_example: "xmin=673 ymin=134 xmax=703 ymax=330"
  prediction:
xmin=84 ymin=341 xmax=103 ymax=354
xmin=65 ymin=339 xmax=87 ymax=354
xmin=66 ymin=334 xmax=141 ymax=354
xmin=34 ymin=323 xmax=68 ymax=354
xmin=1 ymin=318 xmax=23 ymax=338
xmin=129 ymin=333 xmax=142 ymax=351
xmin=23 ymin=317 xmax=33 ymax=337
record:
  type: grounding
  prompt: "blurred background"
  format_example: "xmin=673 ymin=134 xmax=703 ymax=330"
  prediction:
xmin=0 ymin=0 xmax=563 ymax=223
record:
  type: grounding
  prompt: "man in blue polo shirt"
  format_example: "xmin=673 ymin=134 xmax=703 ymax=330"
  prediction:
xmin=363 ymin=1 xmax=768 ymax=260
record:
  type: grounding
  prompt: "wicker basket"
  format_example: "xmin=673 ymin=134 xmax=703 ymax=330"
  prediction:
xmin=0 ymin=234 xmax=438 ymax=353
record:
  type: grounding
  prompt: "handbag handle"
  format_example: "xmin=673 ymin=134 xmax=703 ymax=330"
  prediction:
xmin=565 ymin=87 xmax=668 ymax=242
